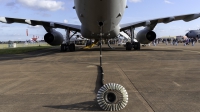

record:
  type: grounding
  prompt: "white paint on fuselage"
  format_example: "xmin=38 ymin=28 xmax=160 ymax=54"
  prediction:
xmin=74 ymin=0 xmax=127 ymax=39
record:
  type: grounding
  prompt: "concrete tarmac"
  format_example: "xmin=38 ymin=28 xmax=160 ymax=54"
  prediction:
xmin=0 ymin=43 xmax=200 ymax=112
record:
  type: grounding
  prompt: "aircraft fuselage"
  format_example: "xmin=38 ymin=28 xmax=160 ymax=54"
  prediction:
xmin=186 ymin=30 xmax=200 ymax=38
xmin=74 ymin=0 xmax=127 ymax=39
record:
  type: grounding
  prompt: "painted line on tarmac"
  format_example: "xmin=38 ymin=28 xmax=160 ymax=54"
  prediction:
xmin=188 ymin=50 xmax=200 ymax=54
xmin=173 ymin=81 xmax=181 ymax=87
xmin=116 ymin=65 xmax=155 ymax=112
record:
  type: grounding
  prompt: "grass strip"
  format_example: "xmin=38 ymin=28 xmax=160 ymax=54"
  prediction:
xmin=0 ymin=46 xmax=52 ymax=54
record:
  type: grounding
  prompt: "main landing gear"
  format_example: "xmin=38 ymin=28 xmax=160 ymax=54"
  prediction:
xmin=96 ymin=22 xmax=128 ymax=111
xmin=126 ymin=42 xmax=140 ymax=50
xmin=61 ymin=43 xmax=75 ymax=52
xmin=61 ymin=29 xmax=76 ymax=52
xmin=125 ymin=27 xmax=141 ymax=51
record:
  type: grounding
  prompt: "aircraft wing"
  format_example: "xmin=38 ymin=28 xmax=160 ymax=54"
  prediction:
xmin=120 ymin=13 xmax=200 ymax=31
xmin=0 ymin=17 xmax=81 ymax=32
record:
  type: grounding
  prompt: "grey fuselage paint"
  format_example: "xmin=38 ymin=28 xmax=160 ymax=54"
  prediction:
xmin=74 ymin=0 xmax=127 ymax=39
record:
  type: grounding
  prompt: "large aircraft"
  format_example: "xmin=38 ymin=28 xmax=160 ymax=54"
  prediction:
xmin=185 ymin=29 xmax=200 ymax=38
xmin=1 ymin=0 xmax=200 ymax=111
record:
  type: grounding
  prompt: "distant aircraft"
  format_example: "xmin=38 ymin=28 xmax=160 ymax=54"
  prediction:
xmin=1 ymin=0 xmax=200 ymax=111
xmin=185 ymin=30 xmax=200 ymax=38
xmin=31 ymin=35 xmax=39 ymax=42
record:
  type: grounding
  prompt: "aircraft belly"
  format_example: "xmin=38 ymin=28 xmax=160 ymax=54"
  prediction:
xmin=74 ymin=0 xmax=126 ymax=36
xmin=81 ymin=25 xmax=120 ymax=39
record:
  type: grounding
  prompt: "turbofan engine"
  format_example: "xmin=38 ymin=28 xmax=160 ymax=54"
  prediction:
xmin=44 ymin=30 xmax=64 ymax=46
xmin=136 ymin=29 xmax=156 ymax=44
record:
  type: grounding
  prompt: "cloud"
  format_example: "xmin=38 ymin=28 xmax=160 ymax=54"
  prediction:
xmin=16 ymin=0 xmax=65 ymax=11
xmin=64 ymin=19 xmax=68 ymax=23
xmin=128 ymin=0 xmax=142 ymax=3
xmin=164 ymin=0 xmax=173 ymax=4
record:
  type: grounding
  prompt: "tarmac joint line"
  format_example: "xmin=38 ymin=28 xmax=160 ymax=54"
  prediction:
xmin=116 ymin=64 xmax=155 ymax=112
xmin=173 ymin=81 xmax=181 ymax=87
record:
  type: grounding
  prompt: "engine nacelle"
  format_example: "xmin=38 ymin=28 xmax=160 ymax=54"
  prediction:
xmin=136 ymin=29 xmax=156 ymax=44
xmin=44 ymin=30 xmax=64 ymax=46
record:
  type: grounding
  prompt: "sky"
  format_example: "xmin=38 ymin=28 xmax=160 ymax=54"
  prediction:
xmin=1 ymin=0 xmax=200 ymax=41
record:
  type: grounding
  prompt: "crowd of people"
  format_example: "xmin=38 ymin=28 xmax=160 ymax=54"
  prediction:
xmin=151 ymin=38 xmax=199 ymax=46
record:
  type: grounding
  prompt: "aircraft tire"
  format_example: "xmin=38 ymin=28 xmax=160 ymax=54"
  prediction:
xmin=69 ymin=43 xmax=75 ymax=52
xmin=97 ymin=83 xmax=128 ymax=111
xmin=126 ymin=42 xmax=132 ymax=50
xmin=61 ymin=44 xmax=66 ymax=52
xmin=132 ymin=42 xmax=136 ymax=50
xmin=137 ymin=42 xmax=141 ymax=50
xmin=133 ymin=42 xmax=140 ymax=50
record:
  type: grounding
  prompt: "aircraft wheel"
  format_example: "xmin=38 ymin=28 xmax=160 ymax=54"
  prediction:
xmin=126 ymin=42 xmax=132 ymax=50
xmin=61 ymin=44 xmax=66 ymax=52
xmin=97 ymin=83 xmax=128 ymax=111
xmin=69 ymin=43 xmax=75 ymax=52
xmin=133 ymin=42 xmax=140 ymax=50
xmin=137 ymin=42 xmax=141 ymax=50
xmin=86 ymin=40 xmax=92 ymax=46
xmin=133 ymin=42 xmax=136 ymax=50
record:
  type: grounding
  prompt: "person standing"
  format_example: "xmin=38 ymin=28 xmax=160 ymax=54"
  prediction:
xmin=166 ymin=39 xmax=168 ymax=45
xmin=191 ymin=38 xmax=194 ymax=46
xmin=175 ymin=39 xmax=178 ymax=46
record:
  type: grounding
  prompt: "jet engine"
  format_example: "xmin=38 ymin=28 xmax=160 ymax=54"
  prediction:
xmin=136 ymin=29 xmax=156 ymax=44
xmin=44 ymin=30 xmax=64 ymax=46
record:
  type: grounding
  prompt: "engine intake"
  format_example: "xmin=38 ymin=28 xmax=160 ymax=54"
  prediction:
xmin=44 ymin=30 xmax=64 ymax=46
xmin=136 ymin=29 xmax=156 ymax=44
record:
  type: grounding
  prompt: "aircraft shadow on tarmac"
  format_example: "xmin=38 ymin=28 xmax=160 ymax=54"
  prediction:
xmin=0 ymin=47 xmax=60 ymax=61
xmin=77 ymin=47 xmax=183 ymax=52
xmin=44 ymin=65 xmax=103 ymax=111
xmin=0 ymin=46 xmax=183 ymax=61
